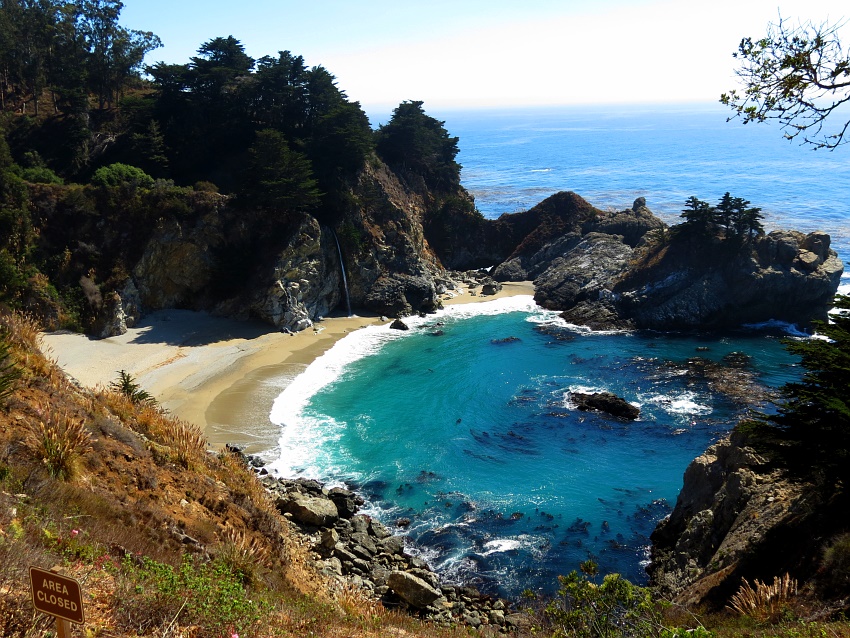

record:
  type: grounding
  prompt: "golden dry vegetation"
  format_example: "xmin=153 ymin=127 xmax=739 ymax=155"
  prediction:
xmin=0 ymin=311 xmax=473 ymax=638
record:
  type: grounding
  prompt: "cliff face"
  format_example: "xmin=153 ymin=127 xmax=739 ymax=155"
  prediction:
xmin=76 ymin=183 xmax=842 ymax=337
xmin=648 ymin=430 xmax=806 ymax=606
xmin=614 ymin=229 xmax=843 ymax=329
xmin=89 ymin=157 xmax=453 ymax=335
xmin=644 ymin=424 xmax=850 ymax=610
xmin=520 ymin=199 xmax=842 ymax=331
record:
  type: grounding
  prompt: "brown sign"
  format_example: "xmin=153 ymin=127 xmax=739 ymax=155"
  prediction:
xmin=29 ymin=567 xmax=85 ymax=624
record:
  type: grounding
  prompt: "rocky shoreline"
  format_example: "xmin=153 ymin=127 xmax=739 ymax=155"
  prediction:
xmin=231 ymin=446 xmax=527 ymax=634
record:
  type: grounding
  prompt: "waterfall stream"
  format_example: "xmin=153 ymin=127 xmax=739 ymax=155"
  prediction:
xmin=331 ymin=229 xmax=352 ymax=317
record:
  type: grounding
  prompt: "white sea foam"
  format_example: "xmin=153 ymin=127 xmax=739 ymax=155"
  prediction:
xmin=528 ymin=314 xmax=631 ymax=336
xmin=267 ymin=295 xmax=543 ymax=478
xmin=482 ymin=539 xmax=521 ymax=555
xmin=741 ymin=319 xmax=809 ymax=337
xmin=562 ymin=385 xmax=607 ymax=409
xmin=645 ymin=392 xmax=712 ymax=416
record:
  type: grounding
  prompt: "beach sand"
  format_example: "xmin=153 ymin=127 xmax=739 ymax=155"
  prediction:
xmin=41 ymin=281 xmax=535 ymax=454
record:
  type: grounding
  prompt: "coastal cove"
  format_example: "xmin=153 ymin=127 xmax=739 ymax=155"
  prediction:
xmin=264 ymin=295 xmax=802 ymax=597
xmin=40 ymin=102 xmax=850 ymax=603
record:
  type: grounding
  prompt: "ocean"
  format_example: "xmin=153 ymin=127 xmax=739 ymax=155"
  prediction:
xmin=266 ymin=104 xmax=850 ymax=598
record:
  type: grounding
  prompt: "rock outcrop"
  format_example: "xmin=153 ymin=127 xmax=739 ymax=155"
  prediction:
xmin=522 ymin=198 xmax=842 ymax=331
xmin=570 ymin=391 xmax=640 ymax=420
xmin=612 ymin=229 xmax=843 ymax=330
xmin=251 ymin=215 xmax=340 ymax=332
xmin=648 ymin=430 xmax=806 ymax=607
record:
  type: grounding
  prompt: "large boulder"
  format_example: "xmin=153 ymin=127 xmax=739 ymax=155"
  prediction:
xmin=252 ymin=216 xmax=341 ymax=332
xmin=570 ymin=391 xmax=640 ymax=420
xmin=276 ymin=493 xmax=340 ymax=527
xmin=387 ymin=571 xmax=442 ymax=608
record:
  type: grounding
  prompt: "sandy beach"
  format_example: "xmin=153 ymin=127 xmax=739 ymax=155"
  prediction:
xmin=41 ymin=282 xmax=535 ymax=454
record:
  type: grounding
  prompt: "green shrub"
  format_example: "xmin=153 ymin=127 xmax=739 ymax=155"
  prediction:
xmin=91 ymin=163 xmax=154 ymax=189
xmin=20 ymin=166 xmax=63 ymax=184
xmin=545 ymin=561 xmax=665 ymax=637
xmin=820 ymin=533 xmax=850 ymax=594
xmin=118 ymin=554 xmax=267 ymax=636
xmin=110 ymin=370 xmax=155 ymax=405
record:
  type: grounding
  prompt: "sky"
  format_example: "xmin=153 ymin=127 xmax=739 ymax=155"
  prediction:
xmin=121 ymin=0 xmax=848 ymax=111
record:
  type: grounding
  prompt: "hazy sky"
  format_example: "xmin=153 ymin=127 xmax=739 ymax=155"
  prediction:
xmin=121 ymin=0 xmax=848 ymax=109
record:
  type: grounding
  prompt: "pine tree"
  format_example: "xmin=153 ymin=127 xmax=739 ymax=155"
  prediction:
xmin=753 ymin=295 xmax=850 ymax=490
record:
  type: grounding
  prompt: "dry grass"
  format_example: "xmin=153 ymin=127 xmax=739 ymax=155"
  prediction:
xmin=23 ymin=402 xmax=92 ymax=480
xmin=158 ymin=417 xmax=206 ymax=468
xmin=216 ymin=526 xmax=270 ymax=585
xmin=729 ymin=573 xmax=798 ymax=623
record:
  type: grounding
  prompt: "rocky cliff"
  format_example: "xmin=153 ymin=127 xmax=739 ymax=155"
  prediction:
xmin=90 ymin=181 xmax=842 ymax=337
xmin=647 ymin=426 xmax=850 ymax=609
xmin=505 ymin=197 xmax=843 ymax=331
xmin=92 ymin=158 xmax=452 ymax=335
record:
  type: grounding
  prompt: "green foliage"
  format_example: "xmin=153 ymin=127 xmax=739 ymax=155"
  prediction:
xmin=750 ymin=295 xmax=850 ymax=489
xmin=545 ymin=560 xmax=665 ymax=637
xmin=241 ymin=129 xmax=321 ymax=213
xmin=375 ymin=100 xmax=461 ymax=191
xmin=820 ymin=533 xmax=850 ymax=595
xmin=119 ymin=553 xmax=266 ymax=636
xmin=721 ymin=17 xmax=850 ymax=149
xmin=20 ymin=166 xmax=63 ymax=184
xmin=110 ymin=369 xmax=155 ymax=406
xmin=337 ymin=221 xmax=365 ymax=255
xmin=0 ymin=0 xmax=161 ymax=116
xmin=91 ymin=163 xmax=155 ymax=189
xmin=678 ymin=193 xmax=763 ymax=238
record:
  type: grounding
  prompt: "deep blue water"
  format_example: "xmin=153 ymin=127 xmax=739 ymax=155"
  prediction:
xmin=268 ymin=105 xmax=850 ymax=598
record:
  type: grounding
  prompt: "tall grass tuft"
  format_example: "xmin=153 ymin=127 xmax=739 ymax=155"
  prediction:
xmin=728 ymin=573 xmax=798 ymax=623
xmin=24 ymin=403 xmax=92 ymax=480
xmin=161 ymin=418 xmax=206 ymax=468
xmin=217 ymin=527 xmax=270 ymax=586
xmin=1 ymin=311 xmax=40 ymax=349
xmin=0 ymin=332 xmax=20 ymax=404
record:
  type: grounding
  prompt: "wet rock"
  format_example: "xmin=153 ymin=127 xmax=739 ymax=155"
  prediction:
xmin=390 ymin=318 xmax=409 ymax=331
xmin=570 ymin=391 xmax=640 ymax=420
xmin=328 ymin=487 xmax=359 ymax=518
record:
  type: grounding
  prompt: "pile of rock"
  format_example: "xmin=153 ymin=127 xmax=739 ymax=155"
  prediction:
xmin=260 ymin=473 xmax=523 ymax=633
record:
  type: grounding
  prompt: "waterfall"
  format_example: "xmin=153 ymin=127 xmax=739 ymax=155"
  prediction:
xmin=331 ymin=229 xmax=352 ymax=317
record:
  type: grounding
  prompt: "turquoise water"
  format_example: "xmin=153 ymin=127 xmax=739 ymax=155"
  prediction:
xmin=268 ymin=104 xmax=848 ymax=597
xmin=269 ymin=298 xmax=800 ymax=596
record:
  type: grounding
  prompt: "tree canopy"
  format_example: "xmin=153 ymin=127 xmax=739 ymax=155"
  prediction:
xmin=0 ymin=0 xmax=161 ymax=115
xmin=748 ymin=295 xmax=850 ymax=491
xmin=721 ymin=16 xmax=850 ymax=150
xmin=678 ymin=193 xmax=764 ymax=238
xmin=375 ymin=100 xmax=461 ymax=191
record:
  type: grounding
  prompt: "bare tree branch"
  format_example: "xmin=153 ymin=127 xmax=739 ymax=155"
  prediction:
xmin=720 ymin=16 xmax=850 ymax=150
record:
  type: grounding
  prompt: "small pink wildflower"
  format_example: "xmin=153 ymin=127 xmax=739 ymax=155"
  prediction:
xmin=70 ymin=529 xmax=79 ymax=538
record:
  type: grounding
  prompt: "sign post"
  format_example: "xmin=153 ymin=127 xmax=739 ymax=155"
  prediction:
xmin=29 ymin=566 xmax=85 ymax=637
